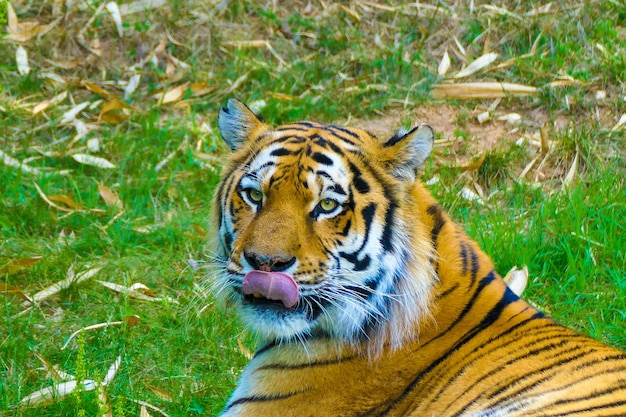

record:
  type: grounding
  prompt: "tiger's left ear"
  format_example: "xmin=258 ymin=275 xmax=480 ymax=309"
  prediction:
xmin=381 ymin=124 xmax=434 ymax=181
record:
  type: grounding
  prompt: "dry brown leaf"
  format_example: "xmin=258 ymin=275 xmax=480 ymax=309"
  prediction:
xmin=16 ymin=46 xmax=30 ymax=75
xmin=131 ymin=399 xmax=170 ymax=417
xmin=562 ymin=153 xmax=579 ymax=189
xmin=119 ymin=0 xmax=167 ymax=15
xmin=459 ymin=187 xmax=486 ymax=206
xmin=519 ymin=156 xmax=539 ymax=180
xmin=97 ymin=183 xmax=123 ymax=209
xmin=547 ymin=76 xmax=583 ymax=88
xmin=99 ymin=98 xmax=132 ymax=124
xmin=0 ymin=283 xmax=33 ymax=302
xmin=102 ymin=356 xmax=122 ymax=386
xmin=0 ymin=150 xmax=44 ymax=176
xmin=123 ymin=315 xmax=141 ymax=327
xmin=60 ymin=102 xmax=91 ymax=124
xmin=24 ymin=265 xmax=102 ymax=307
xmin=503 ymin=266 xmax=529 ymax=297
xmin=157 ymin=83 xmax=189 ymax=104
xmin=460 ymin=152 xmax=487 ymax=172
xmin=438 ymin=49 xmax=451 ymax=77
xmin=47 ymin=195 xmax=85 ymax=211
xmin=339 ymin=5 xmax=361 ymax=22
xmin=17 ymin=380 xmax=97 ymax=408
xmin=71 ymin=154 xmax=116 ymax=169
xmin=145 ymin=383 xmax=173 ymax=402
xmin=0 ymin=256 xmax=43 ymax=275
xmin=222 ymin=40 xmax=267 ymax=48
xmin=128 ymin=283 xmax=157 ymax=298
xmin=97 ymin=383 xmax=113 ymax=417
xmin=476 ymin=111 xmax=490 ymax=124
xmin=188 ymin=81 xmax=215 ymax=97
xmin=124 ymin=74 xmax=141 ymax=100
xmin=34 ymin=183 xmax=76 ymax=212
xmin=97 ymin=280 xmax=178 ymax=303
xmin=32 ymin=91 xmax=68 ymax=115
xmin=612 ymin=114 xmax=626 ymax=131
xmin=497 ymin=113 xmax=522 ymax=125
xmin=432 ymin=82 xmax=539 ymax=99
xmin=140 ymin=405 xmax=152 ymax=417
xmin=268 ymin=92 xmax=294 ymax=102
xmin=83 ymin=82 xmax=113 ymax=99
xmin=105 ymin=1 xmax=124 ymax=37
xmin=62 ymin=321 xmax=123 ymax=350
xmin=454 ymin=53 xmax=498 ymax=78
xmin=6 ymin=3 xmax=50 ymax=42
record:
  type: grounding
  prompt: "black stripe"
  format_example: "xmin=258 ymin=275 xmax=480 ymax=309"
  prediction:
xmin=276 ymin=122 xmax=316 ymax=131
xmin=380 ymin=183 xmax=398 ymax=253
xmin=338 ymin=203 xmax=376 ymax=271
xmin=225 ymin=390 xmax=308 ymax=411
xmin=223 ymin=231 xmax=233 ymax=251
xmin=338 ymin=218 xmax=352 ymax=237
xmin=328 ymin=124 xmax=359 ymax=139
xmin=254 ymin=341 xmax=278 ymax=358
xmin=469 ymin=246 xmax=480 ymax=287
xmin=328 ymin=183 xmax=346 ymax=195
xmin=270 ymin=147 xmax=293 ymax=157
xmin=311 ymin=133 xmax=346 ymax=156
xmin=460 ymin=242 xmax=468 ymax=275
xmin=312 ymin=152 xmax=333 ymax=166
xmin=256 ymin=354 xmax=359 ymax=371
xmin=268 ymin=135 xmax=307 ymax=147
xmin=348 ymin=161 xmax=370 ymax=194
xmin=435 ymin=283 xmax=460 ymax=301
xmin=442 ymin=271 xmax=498 ymax=334
xmin=426 ymin=204 xmax=446 ymax=247
xmin=548 ymin=400 xmax=626 ymax=417
xmin=383 ymin=130 xmax=407 ymax=147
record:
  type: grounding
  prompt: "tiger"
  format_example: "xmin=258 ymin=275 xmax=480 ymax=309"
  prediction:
xmin=210 ymin=98 xmax=626 ymax=417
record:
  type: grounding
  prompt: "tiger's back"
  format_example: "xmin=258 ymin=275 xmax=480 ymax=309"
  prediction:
xmin=211 ymin=99 xmax=626 ymax=416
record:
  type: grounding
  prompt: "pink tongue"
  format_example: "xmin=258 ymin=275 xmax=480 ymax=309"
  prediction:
xmin=242 ymin=271 xmax=299 ymax=308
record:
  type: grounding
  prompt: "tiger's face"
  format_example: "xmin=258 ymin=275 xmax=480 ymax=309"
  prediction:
xmin=212 ymin=99 xmax=435 ymax=349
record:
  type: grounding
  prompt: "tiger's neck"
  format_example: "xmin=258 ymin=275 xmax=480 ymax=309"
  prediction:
xmin=406 ymin=181 xmax=518 ymax=345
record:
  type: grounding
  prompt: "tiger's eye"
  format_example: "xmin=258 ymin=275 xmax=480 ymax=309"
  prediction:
xmin=247 ymin=189 xmax=263 ymax=203
xmin=319 ymin=198 xmax=338 ymax=212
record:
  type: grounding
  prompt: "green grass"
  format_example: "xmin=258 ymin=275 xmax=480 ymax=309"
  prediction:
xmin=1 ymin=0 xmax=625 ymax=415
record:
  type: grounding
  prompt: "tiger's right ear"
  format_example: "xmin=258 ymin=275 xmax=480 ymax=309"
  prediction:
xmin=217 ymin=99 xmax=267 ymax=151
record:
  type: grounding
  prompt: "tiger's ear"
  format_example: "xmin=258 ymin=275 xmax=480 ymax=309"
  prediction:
xmin=381 ymin=124 xmax=434 ymax=181
xmin=217 ymin=98 xmax=267 ymax=151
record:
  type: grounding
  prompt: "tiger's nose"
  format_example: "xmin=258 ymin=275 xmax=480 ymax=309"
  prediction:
xmin=244 ymin=251 xmax=296 ymax=272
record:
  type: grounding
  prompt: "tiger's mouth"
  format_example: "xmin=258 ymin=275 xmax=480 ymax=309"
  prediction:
xmin=243 ymin=292 xmax=293 ymax=309
xmin=233 ymin=276 xmax=327 ymax=320
xmin=241 ymin=270 xmax=299 ymax=308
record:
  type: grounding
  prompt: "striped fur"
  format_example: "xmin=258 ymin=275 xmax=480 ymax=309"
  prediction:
xmin=211 ymin=99 xmax=626 ymax=416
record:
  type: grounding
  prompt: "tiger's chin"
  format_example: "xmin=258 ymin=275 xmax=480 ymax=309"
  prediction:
xmin=237 ymin=297 xmax=314 ymax=343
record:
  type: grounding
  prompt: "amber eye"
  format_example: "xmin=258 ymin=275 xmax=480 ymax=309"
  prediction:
xmin=243 ymin=188 xmax=263 ymax=205
xmin=318 ymin=198 xmax=338 ymax=213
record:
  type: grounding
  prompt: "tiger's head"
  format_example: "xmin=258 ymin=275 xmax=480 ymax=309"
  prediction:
xmin=211 ymin=99 xmax=437 ymax=353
